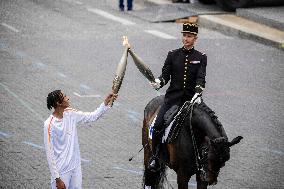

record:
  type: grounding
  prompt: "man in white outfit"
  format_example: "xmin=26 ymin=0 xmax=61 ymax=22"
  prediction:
xmin=44 ymin=90 xmax=117 ymax=189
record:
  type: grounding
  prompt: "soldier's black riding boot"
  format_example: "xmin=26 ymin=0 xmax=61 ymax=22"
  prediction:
xmin=148 ymin=129 xmax=162 ymax=172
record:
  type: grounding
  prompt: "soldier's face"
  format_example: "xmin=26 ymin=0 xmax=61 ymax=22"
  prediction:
xmin=182 ymin=33 xmax=197 ymax=48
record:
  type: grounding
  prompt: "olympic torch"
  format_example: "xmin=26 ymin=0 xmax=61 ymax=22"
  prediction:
xmin=109 ymin=37 xmax=129 ymax=106
xmin=128 ymin=49 xmax=155 ymax=83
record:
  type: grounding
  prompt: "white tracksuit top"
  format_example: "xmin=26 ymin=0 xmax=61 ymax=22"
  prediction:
xmin=43 ymin=103 xmax=110 ymax=180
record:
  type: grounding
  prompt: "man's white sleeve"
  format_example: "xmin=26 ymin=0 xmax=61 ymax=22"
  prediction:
xmin=73 ymin=103 xmax=110 ymax=124
xmin=44 ymin=122 xmax=60 ymax=180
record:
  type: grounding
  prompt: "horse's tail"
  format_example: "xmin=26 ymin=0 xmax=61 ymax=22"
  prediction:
xmin=142 ymin=164 xmax=167 ymax=189
xmin=157 ymin=164 xmax=167 ymax=189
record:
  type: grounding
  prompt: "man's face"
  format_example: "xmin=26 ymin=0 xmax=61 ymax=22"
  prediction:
xmin=182 ymin=33 xmax=197 ymax=48
xmin=58 ymin=92 xmax=70 ymax=108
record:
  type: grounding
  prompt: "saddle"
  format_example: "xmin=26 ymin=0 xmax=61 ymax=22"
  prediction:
xmin=162 ymin=105 xmax=180 ymax=143
xmin=161 ymin=101 xmax=198 ymax=143
xmin=164 ymin=105 xmax=179 ymax=126
xmin=163 ymin=102 xmax=195 ymax=143
xmin=149 ymin=103 xmax=190 ymax=143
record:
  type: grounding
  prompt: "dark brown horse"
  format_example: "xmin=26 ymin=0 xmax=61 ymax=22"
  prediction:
xmin=142 ymin=96 xmax=242 ymax=189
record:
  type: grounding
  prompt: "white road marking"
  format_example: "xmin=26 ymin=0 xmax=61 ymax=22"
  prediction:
xmin=0 ymin=131 xmax=10 ymax=137
xmin=0 ymin=40 xmax=8 ymax=49
xmin=79 ymin=84 xmax=90 ymax=90
xmin=33 ymin=62 xmax=47 ymax=69
xmin=16 ymin=51 xmax=26 ymax=59
xmin=74 ymin=1 xmax=83 ymax=5
xmin=144 ymin=30 xmax=176 ymax=39
xmin=0 ymin=82 xmax=43 ymax=121
xmin=1 ymin=23 xmax=19 ymax=33
xmin=260 ymin=148 xmax=284 ymax=156
xmin=86 ymin=8 xmax=135 ymax=25
xmin=22 ymin=141 xmax=44 ymax=149
xmin=113 ymin=166 xmax=143 ymax=175
xmin=169 ymin=179 xmax=197 ymax=186
xmin=81 ymin=158 xmax=91 ymax=162
xmin=73 ymin=92 xmax=101 ymax=98
xmin=57 ymin=72 xmax=67 ymax=78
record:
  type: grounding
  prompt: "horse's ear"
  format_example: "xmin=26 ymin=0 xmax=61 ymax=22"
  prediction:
xmin=229 ymin=136 xmax=243 ymax=147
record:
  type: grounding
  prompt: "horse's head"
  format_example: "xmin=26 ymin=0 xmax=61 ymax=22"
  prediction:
xmin=205 ymin=136 xmax=243 ymax=185
xmin=205 ymin=136 xmax=229 ymax=185
xmin=190 ymin=103 xmax=243 ymax=185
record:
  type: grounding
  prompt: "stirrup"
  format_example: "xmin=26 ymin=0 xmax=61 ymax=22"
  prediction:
xmin=148 ymin=156 xmax=161 ymax=172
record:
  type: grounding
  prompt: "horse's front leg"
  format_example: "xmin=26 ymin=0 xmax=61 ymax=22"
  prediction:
xmin=196 ymin=181 xmax=207 ymax=189
xmin=177 ymin=170 xmax=190 ymax=189
xmin=196 ymin=173 xmax=208 ymax=189
xmin=177 ymin=181 xmax=188 ymax=189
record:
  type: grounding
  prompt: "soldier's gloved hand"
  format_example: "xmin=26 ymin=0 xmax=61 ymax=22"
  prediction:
xmin=190 ymin=93 xmax=202 ymax=104
xmin=150 ymin=78 xmax=161 ymax=90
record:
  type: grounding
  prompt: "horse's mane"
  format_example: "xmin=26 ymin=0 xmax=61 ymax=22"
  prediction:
xmin=196 ymin=102 xmax=227 ymax=138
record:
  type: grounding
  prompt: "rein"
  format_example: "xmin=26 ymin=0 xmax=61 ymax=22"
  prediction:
xmin=175 ymin=95 xmax=206 ymax=178
xmin=188 ymin=103 xmax=206 ymax=178
xmin=188 ymin=103 xmax=204 ymax=172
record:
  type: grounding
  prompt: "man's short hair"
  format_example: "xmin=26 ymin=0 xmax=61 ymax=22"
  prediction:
xmin=46 ymin=90 xmax=64 ymax=110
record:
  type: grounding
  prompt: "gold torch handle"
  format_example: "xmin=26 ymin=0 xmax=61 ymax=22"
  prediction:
xmin=109 ymin=46 xmax=129 ymax=106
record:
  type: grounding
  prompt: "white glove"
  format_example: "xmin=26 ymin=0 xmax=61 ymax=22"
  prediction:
xmin=190 ymin=93 xmax=202 ymax=104
xmin=150 ymin=78 xmax=161 ymax=90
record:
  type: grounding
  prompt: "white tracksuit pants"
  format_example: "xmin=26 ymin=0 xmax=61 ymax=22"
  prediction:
xmin=51 ymin=165 xmax=82 ymax=189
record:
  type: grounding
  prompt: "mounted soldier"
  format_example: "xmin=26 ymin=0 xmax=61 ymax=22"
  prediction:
xmin=122 ymin=25 xmax=242 ymax=188
xmin=148 ymin=23 xmax=207 ymax=172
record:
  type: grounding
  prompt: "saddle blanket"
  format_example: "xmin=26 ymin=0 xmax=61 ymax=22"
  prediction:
xmin=149 ymin=115 xmax=175 ymax=143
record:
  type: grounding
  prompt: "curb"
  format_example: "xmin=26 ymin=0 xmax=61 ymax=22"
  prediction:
xmin=236 ymin=8 xmax=284 ymax=31
xmin=141 ymin=0 xmax=284 ymax=50
xmin=198 ymin=14 xmax=284 ymax=50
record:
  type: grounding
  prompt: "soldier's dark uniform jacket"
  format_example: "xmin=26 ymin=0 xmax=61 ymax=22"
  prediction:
xmin=158 ymin=47 xmax=207 ymax=106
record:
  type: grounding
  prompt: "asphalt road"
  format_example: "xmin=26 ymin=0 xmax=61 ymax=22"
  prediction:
xmin=0 ymin=0 xmax=283 ymax=188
